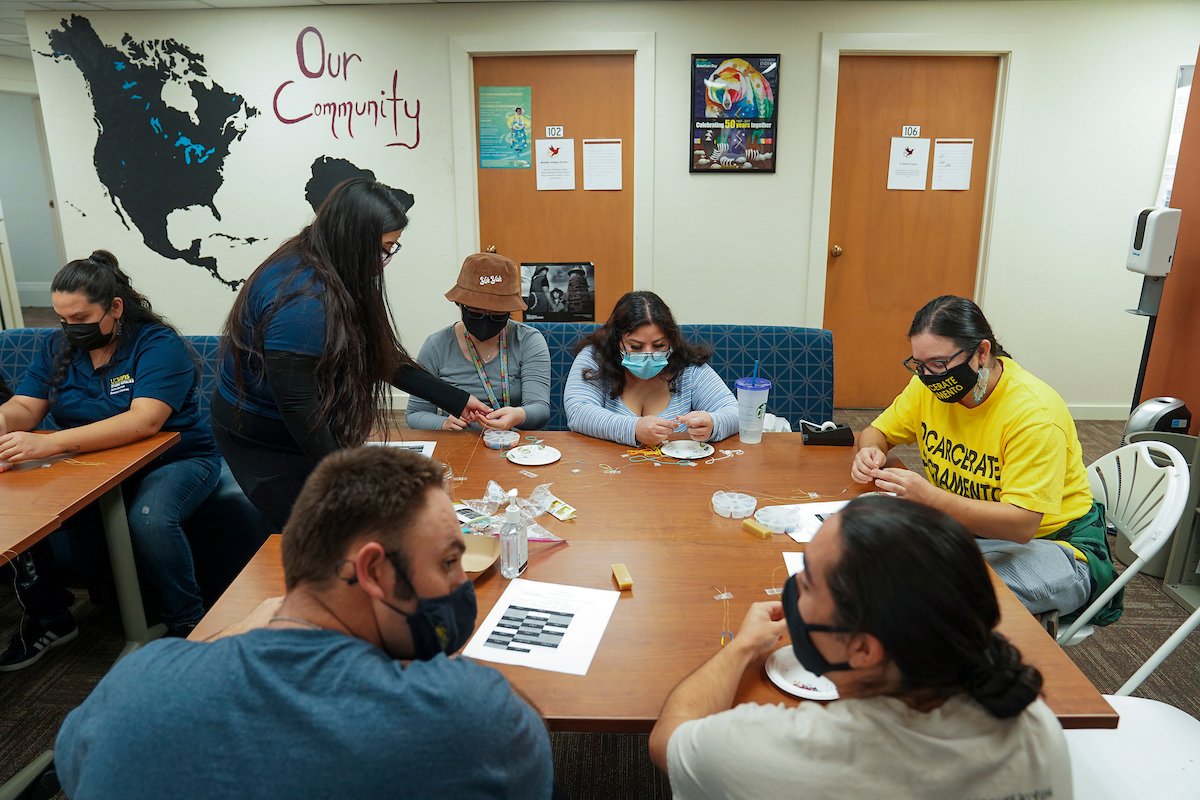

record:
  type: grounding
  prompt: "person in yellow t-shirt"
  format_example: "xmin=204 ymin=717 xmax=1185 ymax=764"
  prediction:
xmin=850 ymin=295 xmax=1121 ymax=625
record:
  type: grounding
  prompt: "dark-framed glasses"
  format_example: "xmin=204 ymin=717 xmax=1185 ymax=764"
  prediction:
xmin=460 ymin=305 xmax=509 ymax=323
xmin=902 ymin=348 xmax=968 ymax=376
xmin=381 ymin=241 xmax=403 ymax=265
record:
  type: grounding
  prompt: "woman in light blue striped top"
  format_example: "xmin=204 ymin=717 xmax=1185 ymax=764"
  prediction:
xmin=564 ymin=291 xmax=739 ymax=447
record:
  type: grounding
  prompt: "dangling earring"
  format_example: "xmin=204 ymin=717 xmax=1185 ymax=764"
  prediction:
xmin=972 ymin=365 xmax=991 ymax=403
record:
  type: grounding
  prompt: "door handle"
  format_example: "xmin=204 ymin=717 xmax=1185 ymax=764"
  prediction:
xmin=830 ymin=245 xmax=843 ymax=257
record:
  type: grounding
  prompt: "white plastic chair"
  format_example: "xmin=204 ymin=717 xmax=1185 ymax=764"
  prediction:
xmin=1063 ymin=695 xmax=1200 ymax=799
xmin=1057 ymin=441 xmax=1189 ymax=646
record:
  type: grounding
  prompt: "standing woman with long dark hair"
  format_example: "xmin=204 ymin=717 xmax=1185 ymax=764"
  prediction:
xmin=214 ymin=179 xmax=489 ymax=530
xmin=0 ymin=251 xmax=221 ymax=667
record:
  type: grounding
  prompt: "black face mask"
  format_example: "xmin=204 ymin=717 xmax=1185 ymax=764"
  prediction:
xmin=782 ymin=573 xmax=852 ymax=677
xmin=381 ymin=551 xmax=478 ymax=660
xmin=918 ymin=359 xmax=977 ymax=404
xmin=461 ymin=307 xmax=510 ymax=343
xmin=61 ymin=312 xmax=117 ymax=352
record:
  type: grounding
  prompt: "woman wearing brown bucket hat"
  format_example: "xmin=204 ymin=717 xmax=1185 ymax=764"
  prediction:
xmin=406 ymin=252 xmax=552 ymax=431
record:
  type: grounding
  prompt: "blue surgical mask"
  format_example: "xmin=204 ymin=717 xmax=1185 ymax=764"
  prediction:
xmin=621 ymin=349 xmax=671 ymax=380
xmin=782 ymin=573 xmax=852 ymax=677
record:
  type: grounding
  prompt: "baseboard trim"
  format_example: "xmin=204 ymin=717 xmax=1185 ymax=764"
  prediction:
xmin=16 ymin=281 xmax=51 ymax=307
xmin=1067 ymin=405 xmax=1130 ymax=421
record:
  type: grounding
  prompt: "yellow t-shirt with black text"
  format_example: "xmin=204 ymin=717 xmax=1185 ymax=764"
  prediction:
xmin=872 ymin=357 xmax=1092 ymax=538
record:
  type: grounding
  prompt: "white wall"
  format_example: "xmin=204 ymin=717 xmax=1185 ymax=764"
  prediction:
xmin=0 ymin=91 xmax=62 ymax=305
xmin=24 ymin=1 xmax=1200 ymax=416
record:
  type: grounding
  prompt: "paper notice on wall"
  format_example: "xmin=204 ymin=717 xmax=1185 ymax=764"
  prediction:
xmin=931 ymin=139 xmax=974 ymax=191
xmin=582 ymin=139 xmax=622 ymax=190
xmin=887 ymin=137 xmax=930 ymax=190
xmin=535 ymin=139 xmax=576 ymax=190
xmin=1155 ymin=65 xmax=1194 ymax=209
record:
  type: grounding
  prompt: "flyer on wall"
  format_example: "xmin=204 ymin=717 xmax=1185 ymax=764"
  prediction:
xmin=690 ymin=54 xmax=780 ymax=173
xmin=478 ymin=86 xmax=532 ymax=169
xmin=520 ymin=263 xmax=595 ymax=321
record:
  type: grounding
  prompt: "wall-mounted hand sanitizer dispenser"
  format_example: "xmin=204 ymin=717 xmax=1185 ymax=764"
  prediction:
xmin=1127 ymin=207 xmax=1182 ymax=277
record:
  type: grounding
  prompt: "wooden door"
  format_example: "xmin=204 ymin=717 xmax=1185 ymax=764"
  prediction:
xmin=824 ymin=55 xmax=998 ymax=407
xmin=474 ymin=54 xmax=634 ymax=323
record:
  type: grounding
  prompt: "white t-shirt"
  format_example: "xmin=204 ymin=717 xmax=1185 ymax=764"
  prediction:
xmin=666 ymin=694 xmax=1071 ymax=800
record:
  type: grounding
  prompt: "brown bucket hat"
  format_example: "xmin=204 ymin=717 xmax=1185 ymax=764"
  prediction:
xmin=444 ymin=253 xmax=528 ymax=313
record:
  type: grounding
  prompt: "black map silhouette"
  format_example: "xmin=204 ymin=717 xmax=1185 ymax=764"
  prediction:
xmin=45 ymin=16 xmax=416 ymax=290
xmin=47 ymin=15 xmax=257 ymax=288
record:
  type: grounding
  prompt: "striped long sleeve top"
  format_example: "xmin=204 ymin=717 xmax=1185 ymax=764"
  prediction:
xmin=564 ymin=345 xmax=740 ymax=446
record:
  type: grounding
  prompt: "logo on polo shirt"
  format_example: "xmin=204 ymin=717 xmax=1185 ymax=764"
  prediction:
xmin=109 ymin=373 xmax=134 ymax=395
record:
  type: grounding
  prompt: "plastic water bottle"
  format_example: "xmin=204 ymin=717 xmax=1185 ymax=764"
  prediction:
xmin=499 ymin=498 xmax=527 ymax=579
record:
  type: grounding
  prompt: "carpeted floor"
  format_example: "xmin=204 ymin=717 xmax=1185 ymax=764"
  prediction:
xmin=2 ymin=413 xmax=1198 ymax=798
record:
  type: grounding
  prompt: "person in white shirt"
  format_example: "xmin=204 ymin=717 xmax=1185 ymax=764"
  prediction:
xmin=648 ymin=494 xmax=1072 ymax=800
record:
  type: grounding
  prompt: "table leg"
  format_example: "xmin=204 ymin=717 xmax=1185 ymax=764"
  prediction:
xmin=99 ymin=485 xmax=166 ymax=658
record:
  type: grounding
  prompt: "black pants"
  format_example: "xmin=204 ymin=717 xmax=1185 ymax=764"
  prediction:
xmin=211 ymin=392 xmax=316 ymax=532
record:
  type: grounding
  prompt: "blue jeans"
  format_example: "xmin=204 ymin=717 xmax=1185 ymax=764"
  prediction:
xmin=123 ymin=455 xmax=222 ymax=627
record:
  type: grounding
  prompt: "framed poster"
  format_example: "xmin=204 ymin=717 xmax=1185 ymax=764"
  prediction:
xmin=690 ymin=55 xmax=779 ymax=173
xmin=521 ymin=263 xmax=594 ymax=322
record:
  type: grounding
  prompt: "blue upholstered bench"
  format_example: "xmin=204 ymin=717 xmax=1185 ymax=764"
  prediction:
xmin=526 ymin=322 xmax=835 ymax=432
xmin=0 ymin=328 xmax=272 ymax=607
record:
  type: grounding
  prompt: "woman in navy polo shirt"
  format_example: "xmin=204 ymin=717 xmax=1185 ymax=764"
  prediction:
xmin=214 ymin=178 xmax=490 ymax=530
xmin=0 ymin=251 xmax=221 ymax=670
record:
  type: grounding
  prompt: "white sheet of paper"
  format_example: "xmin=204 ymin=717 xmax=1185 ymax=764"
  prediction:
xmin=462 ymin=578 xmax=619 ymax=676
xmin=365 ymin=440 xmax=436 ymax=458
xmin=782 ymin=552 xmax=806 ymax=576
xmin=754 ymin=500 xmax=849 ymax=543
xmin=535 ymin=138 xmax=575 ymax=191
xmin=1156 ymin=67 xmax=1193 ymax=209
xmin=887 ymin=137 xmax=930 ymax=190
xmin=582 ymin=138 xmax=622 ymax=190
xmin=931 ymin=139 xmax=974 ymax=191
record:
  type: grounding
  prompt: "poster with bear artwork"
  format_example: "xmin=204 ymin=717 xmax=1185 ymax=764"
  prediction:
xmin=690 ymin=54 xmax=779 ymax=173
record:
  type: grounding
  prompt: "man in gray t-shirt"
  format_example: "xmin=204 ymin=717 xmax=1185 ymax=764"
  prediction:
xmin=56 ymin=447 xmax=554 ymax=800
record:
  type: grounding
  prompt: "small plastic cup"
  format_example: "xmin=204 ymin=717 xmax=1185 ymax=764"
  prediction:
xmin=735 ymin=378 xmax=771 ymax=444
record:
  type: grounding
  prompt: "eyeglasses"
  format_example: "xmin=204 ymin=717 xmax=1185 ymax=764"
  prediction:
xmin=459 ymin=305 xmax=509 ymax=322
xmin=620 ymin=349 xmax=672 ymax=363
xmin=380 ymin=241 xmax=403 ymax=265
xmin=902 ymin=348 xmax=968 ymax=376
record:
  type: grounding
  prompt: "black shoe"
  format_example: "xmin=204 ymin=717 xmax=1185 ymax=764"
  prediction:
xmin=0 ymin=614 xmax=79 ymax=672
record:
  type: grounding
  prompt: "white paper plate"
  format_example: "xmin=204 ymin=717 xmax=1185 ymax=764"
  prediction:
xmin=765 ymin=647 xmax=840 ymax=701
xmin=659 ymin=440 xmax=715 ymax=460
xmin=505 ymin=444 xmax=562 ymax=466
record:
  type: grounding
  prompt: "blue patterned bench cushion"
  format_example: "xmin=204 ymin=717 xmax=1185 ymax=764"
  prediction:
xmin=0 ymin=328 xmax=223 ymax=429
xmin=526 ymin=323 xmax=834 ymax=432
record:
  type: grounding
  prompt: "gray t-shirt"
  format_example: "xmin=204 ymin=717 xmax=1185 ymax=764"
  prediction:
xmin=407 ymin=321 xmax=551 ymax=430
xmin=56 ymin=629 xmax=554 ymax=799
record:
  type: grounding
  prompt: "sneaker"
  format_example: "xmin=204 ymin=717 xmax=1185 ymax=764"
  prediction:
xmin=165 ymin=621 xmax=199 ymax=639
xmin=0 ymin=614 xmax=79 ymax=672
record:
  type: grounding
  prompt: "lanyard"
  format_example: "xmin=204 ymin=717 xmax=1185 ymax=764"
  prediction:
xmin=463 ymin=327 xmax=510 ymax=408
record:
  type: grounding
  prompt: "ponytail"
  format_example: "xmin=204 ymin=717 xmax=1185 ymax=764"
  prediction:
xmin=48 ymin=251 xmax=184 ymax=395
xmin=959 ymin=633 xmax=1044 ymax=719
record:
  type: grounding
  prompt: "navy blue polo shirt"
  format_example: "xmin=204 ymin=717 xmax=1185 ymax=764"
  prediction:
xmin=217 ymin=257 xmax=325 ymax=420
xmin=16 ymin=322 xmax=218 ymax=466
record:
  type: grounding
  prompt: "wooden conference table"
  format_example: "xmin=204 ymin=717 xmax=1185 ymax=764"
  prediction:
xmin=0 ymin=432 xmax=179 ymax=657
xmin=191 ymin=430 xmax=1117 ymax=731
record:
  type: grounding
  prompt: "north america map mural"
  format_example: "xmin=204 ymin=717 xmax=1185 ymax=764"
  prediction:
xmin=42 ymin=15 xmax=415 ymax=290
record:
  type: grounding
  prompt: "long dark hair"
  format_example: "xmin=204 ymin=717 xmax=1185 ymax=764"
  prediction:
xmin=49 ymin=250 xmax=180 ymax=395
xmin=223 ymin=178 xmax=416 ymax=447
xmin=572 ymin=291 xmax=711 ymax=399
xmin=828 ymin=495 xmax=1042 ymax=719
xmin=908 ymin=295 xmax=1010 ymax=360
